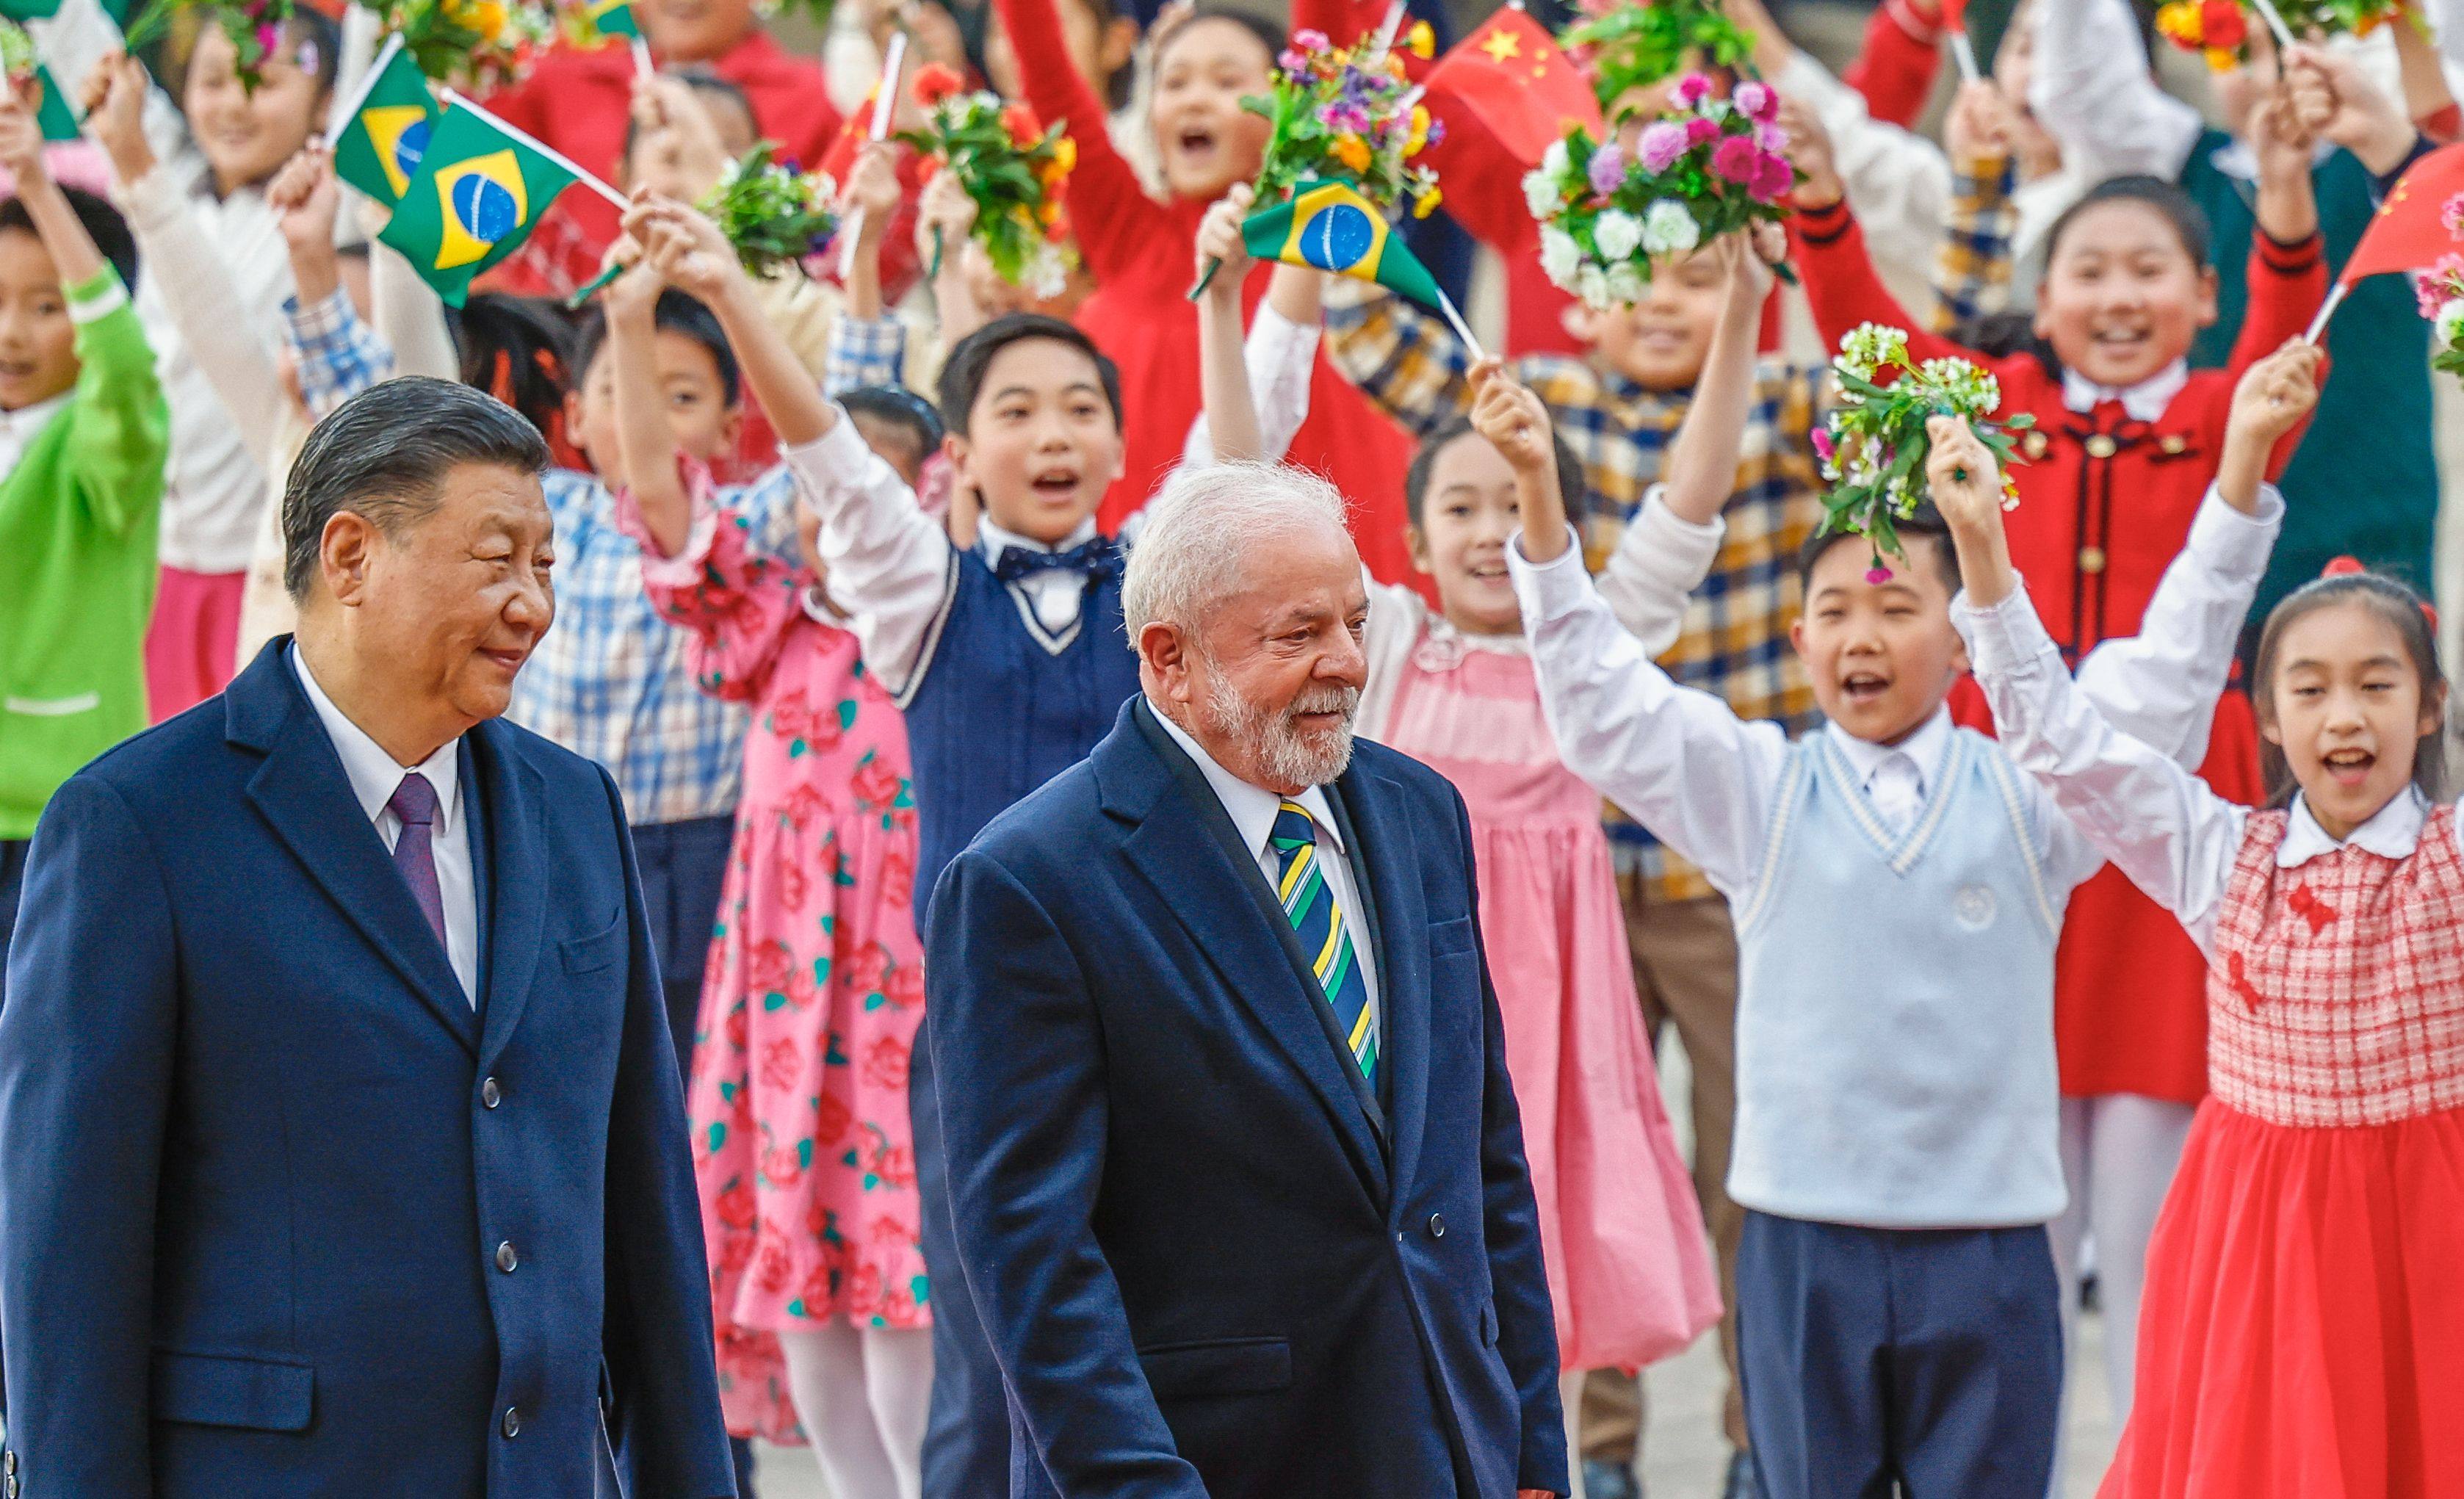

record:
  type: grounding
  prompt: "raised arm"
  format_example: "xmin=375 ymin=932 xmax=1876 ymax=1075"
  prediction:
xmin=1320 ymin=280 xmax=1477 ymax=438
xmin=991 ymin=0 xmax=1161 ymax=281
xmin=1763 ymin=43 xmax=1953 ymax=296
xmin=1193 ymin=186 xmax=1265 ymax=461
xmin=1788 ymin=163 xmax=1979 ymax=364
xmin=1838 ymin=0 xmax=1944 ymax=128
xmin=1930 ymin=81 xmax=2021 ymax=330
xmin=2028 ymin=0 xmax=2202 ymax=183
xmin=613 ymin=462 xmax=813 ymax=704
xmin=270 ymin=148 xmax=397 ymax=418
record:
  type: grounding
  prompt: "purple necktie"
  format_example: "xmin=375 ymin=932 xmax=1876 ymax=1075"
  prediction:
xmin=387 ymin=772 xmax=449 ymax=953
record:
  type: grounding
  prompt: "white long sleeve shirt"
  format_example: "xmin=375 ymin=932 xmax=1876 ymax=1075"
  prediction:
xmin=1772 ymin=51 xmax=1954 ymax=318
xmin=1507 ymin=481 xmax=2286 ymax=901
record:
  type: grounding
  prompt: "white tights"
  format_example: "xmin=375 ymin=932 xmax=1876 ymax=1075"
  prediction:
xmin=776 ymin=1321 xmax=934 ymax=1499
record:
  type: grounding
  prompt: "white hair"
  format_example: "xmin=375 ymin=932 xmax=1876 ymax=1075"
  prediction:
xmin=1121 ymin=460 xmax=1353 ymax=640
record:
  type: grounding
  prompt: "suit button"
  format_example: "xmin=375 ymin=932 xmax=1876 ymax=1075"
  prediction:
xmin=480 ymin=1076 xmax=502 ymax=1109
xmin=502 ymin=1406 xmax=521 ymax=1438
xmin=2084 ymin=433 xmax=2118 ymax=459
xmin=496 ymin=1240 xmax=519 ymax=1273
xmin=1426 ymin=1213 xmax=1445 ymax=1240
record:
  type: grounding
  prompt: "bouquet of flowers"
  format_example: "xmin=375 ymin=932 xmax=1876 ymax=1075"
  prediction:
xmin=1246 ymin=24 xmax=1442 ymax=220
xmin=700 ymin=144 xmax=839 ymax=276
xmin=366 ymin=0 xmax=553 ymax=89
xmin=2154 ymin=0 xmax=2405 ymax=69
xmin=120 ymin=0 xmax=297 ymax=93
xmin=1558 ymin=0 xmax=1753 ymax=117
xmin=1524 ymin=73 xmax=1791 ymax=308
xmin=900 ymin=63 xmax=1076 ymax=299
xmin=0 ymin=18 xmax=34 ymax=79
xmin=2421 ymin=248 xmax=2464 ymax=383
xmin=1815 ymin=323 xmax=2034 ymax=571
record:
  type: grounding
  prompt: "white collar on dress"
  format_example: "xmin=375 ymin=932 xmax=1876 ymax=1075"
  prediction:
xmin=2277 ymin=786 xmax=2429 ymax=869
xmin=1824 ymin=704 xmax=1954 ymax=795
xmin=2061 ymin=360 xmax=2191 ymax=422
xmin=291 ymin=644 xmax=462 ymax=834
xmin=1148 ymin=700 xmax=1345 ymax=859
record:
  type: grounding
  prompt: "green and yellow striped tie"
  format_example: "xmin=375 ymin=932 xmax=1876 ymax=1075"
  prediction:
xmin=1269 ymin=801 xmax=1376 ymax=1082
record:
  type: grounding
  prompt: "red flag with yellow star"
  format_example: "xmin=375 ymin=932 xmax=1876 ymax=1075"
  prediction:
xmin=1423 ymin=5 xmax=1602 ymax=167
xmin=2339 ymin=142 xmax=2464 ymax=286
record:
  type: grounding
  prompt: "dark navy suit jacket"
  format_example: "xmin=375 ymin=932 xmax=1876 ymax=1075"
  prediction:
xmin=925 ymin=698 xmax=1567 ymax=1499
xmin=0 ymin=641 xmax=735 ymax=1498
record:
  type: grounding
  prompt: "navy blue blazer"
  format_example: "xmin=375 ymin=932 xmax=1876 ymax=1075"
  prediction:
xmin=0 ymin=641 xmax=734 ymax=1498
xmin=925 ymin=698 xmax=1567 ymax=1499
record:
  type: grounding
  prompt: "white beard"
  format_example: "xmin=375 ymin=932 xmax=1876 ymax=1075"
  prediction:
xmin=1202 ymin=670 xmax=1361 ymax=790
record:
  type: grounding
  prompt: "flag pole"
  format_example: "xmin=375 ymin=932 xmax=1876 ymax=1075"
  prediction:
xmin=2246 ymin=0 xmax=2298 ymax=54
xmin=1948 ymin=28 xmax=1981 ymax=84
xmin=2302 ymin=280 xmax=2350 ymax=346
xmin=632 ymin=35 xmax=654 ymax=80
xmin=439 ymin=87 xmax=631 ymax=210
xmin=328 ymin=32 xmax=408 ymax=142
xmin=1368 ymin=0 xmax=1406 ymax=59
xmin=1436 ymin=285 xmax=1484 ymax=362
xmin=836 ymin=31 xmax=907 ymax=281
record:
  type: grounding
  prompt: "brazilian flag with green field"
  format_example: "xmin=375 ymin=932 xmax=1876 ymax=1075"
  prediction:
xmin=378 ymin=101 xmax=577 ymax=306
xmin=1240 ymin=176 xmax=1443 ymax=311
xmin=582 ymin=0 xmax=638 ymax=39
xmin=30 ymin=62 xmax=76 ymax=140
xmin=331 ymin=37 xmax=438 ymax=208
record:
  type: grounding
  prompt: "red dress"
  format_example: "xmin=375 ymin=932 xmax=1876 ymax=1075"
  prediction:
xmin=991 ymin=0 xmax=1417 ymax=582
xmin=2101 ymin=806 xmax=2464 ymax=1498
xmin=1796 ymin=198 xmax=2326 ymax=1105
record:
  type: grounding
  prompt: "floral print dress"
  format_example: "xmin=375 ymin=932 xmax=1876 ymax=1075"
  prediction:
xmin=621 ymin=475 xmax=929 ymax=1445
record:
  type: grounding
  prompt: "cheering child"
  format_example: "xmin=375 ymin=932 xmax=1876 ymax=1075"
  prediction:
xmin=615 ymin=198 xmax=932 ymax=1499
xmin=1506 ymin=229 xmax=2307 ymax=1493
xmin=0 ymin=79 xmax=165 ymax=996
xmin=1935 ymin=344 xmax=2464 ymax=1499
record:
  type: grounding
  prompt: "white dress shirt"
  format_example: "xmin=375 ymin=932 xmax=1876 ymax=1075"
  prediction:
xmin=978 ymin=514 xmax=1101 ymax=635
xmin=1508 ymin=480 xmax=2289 ymax=904
xmin=1961 ymin=584 xmax=2460 ymax=956
xmin=0 ymin=390 xmax=70 ymax=474
xmin=1147 ymin=702 xmax=1383 ymax=1039
xmin=2061 ymin=361 xmax=2192 ymax=423
xmin=1828 ymin=709 xmax=1951 ymax=834
xmin=292 ymin=648 xmax=480 ymax=1003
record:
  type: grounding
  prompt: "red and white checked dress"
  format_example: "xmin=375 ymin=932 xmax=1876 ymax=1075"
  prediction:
xmin=2101 ymin=804 xmax=2464 ymax=1499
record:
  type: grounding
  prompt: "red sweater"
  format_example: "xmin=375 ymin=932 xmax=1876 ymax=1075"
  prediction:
xmin=1796 ymin=196 xmax=2328 ymax=1103
xmin=482 ymin=31 xmax=845 ymax=297
xmin=1843 ymin=0 xmax=1944 ymax=130
xmin=995 ymin=0 xmax=1416 ymax=582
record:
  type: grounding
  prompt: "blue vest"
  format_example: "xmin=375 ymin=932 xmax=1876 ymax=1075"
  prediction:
xmin=897 ymin=543 xmax=1144 ymax=907
xmin=1730 ymin=728 xmax=2067 ymax=1229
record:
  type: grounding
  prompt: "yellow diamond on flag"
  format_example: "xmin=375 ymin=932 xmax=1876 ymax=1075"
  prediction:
xmin=364 ymin=104 xmax=433 ymax=201
xmin=432 ymin=148 xmax=530 ymax=271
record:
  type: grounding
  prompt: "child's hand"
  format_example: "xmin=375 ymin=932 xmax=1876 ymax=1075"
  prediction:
xmin=1468 ymin=360 xmax=1556 ymax=479
xmin=2228 ymin=337 xmax=2323 ymax=452
xmin=80 ymin=52 xmax=153 ymax=185
xmin=629 ymin=75 xmax=731 ymax=201
xmin=1195 ymin=182 xmax=1255 ymax=296
xmin=637 ymin=198 xmax=741 ymax=303
xmin=1776 ymin=94 xmax=1843 ymax=211
xmin=0 ymin=87 xmax=46 ymax=187
xmin=1923 ymin=415 xmax=2004 ymax=534
xmin=841 ymin=140 xmax=903 ymax=244
xmin=269 ymin=145 xmax=339 ymax=257
xmin=917 ymin=167 xmax=978 ymax=267
xmin=1943 ymin=79 xmax=2015 ymax=167
xmin=2284 ymin=43 xmax=2417 ymax=176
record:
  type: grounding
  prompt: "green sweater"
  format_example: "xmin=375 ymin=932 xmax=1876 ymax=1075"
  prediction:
xmin=0 ymin=267 xmax=170 ymax=840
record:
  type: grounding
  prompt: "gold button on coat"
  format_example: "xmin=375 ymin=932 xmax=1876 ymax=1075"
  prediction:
xmin=2084 ymin=434 xmax=2118 ymax=459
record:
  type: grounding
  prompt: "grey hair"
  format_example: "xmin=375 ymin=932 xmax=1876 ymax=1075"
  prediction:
xmin=1121 ymin=460 xmax=1353 ymax=640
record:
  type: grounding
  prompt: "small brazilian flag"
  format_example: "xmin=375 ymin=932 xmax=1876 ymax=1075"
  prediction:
xmin=1240 ymin=176 xmax=1443 ymax=311
xmin=330 ymin=37 xmax=438 ymax=207
xmin=582 ymin=0 xmax=639 ymax=38
xmin=378 ymin=102 xmax=577 ymax=306
xmin=0 ymin=0 xmax=58 ymax=21
xmin=29 ymin=64 xmax=76 ymax=141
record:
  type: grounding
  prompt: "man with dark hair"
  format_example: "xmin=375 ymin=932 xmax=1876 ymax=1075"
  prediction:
xmin=0 ymin=377 xmax=737 ymax=1498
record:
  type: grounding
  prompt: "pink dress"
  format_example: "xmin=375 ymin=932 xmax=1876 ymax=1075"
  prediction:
xmin=1376 ymin=618 xmax=1721 ymax=1371
xmin=624 ymin=481 xmax=930 ymax=1445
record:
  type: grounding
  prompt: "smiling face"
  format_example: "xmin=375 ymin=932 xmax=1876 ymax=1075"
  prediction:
xmin=2034 ymin=198 xmax=2218 ymax=389
xmin=185 ymin=24 xmax=328 ymax=196
xmin=1567 ymin=243 xmax=1727 ymax=390
xmin=1176 ymin=517 xmax=1370 ymax=794
xmin=566 ymin=327 xmax=741 ymax=488
xmin=636 ymin=0 xmax=756 ymax=62
xmin=950 ymin=336 xmax=1124 ymax=544
xmin=1410 ymin=430 xmax=1522 ymax=635
xmin=0 ymin=228 xmax=79 ymax=411
xmin=1149 ymin=15 xmax=1274 ymax=202
xmin=1791 ymin=532 xmax=1968 ymax=746
xmin=2261 ymin=599 xmax=2445 ymax=841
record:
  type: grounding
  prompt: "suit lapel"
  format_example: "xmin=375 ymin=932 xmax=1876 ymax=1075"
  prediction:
xmin=1338 ymin=761 xmax=1434 ymax=1204
xmin=234 ymin=647 xmax=480 ymax=1055
xmin=472 ymin=720 xmax=548 ymax=1071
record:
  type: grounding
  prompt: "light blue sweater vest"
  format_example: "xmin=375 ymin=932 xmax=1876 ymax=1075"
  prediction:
xmin=1730 ymin=727 xmax=2067 ymax=1229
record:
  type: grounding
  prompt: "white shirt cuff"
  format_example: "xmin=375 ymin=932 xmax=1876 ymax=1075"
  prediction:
xmin=1625 ymin=485 xmax=1727 ymax=587
xmin=1951 ymin=579 xmax=2055 ymax=680
xmin=2184 ymin=480 xmax=2285 ymax=580
xmin=1506 ymin=527 xmax=1594 ymax=619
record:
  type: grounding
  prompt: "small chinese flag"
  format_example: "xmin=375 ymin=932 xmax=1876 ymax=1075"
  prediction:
xmin=2340 ymin=143 xmax=2464 ymax=286
xmin=1423 ymin=5 xmax=1602 ymax=167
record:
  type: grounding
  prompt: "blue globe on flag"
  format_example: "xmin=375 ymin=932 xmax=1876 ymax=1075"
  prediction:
xmin=452 ymin=170 xmax=521 ymax=245
xmin=394 ymin=118 xmax=431 ymax=187
xmin=1298 ymin=202 xmax=1376 ymax=274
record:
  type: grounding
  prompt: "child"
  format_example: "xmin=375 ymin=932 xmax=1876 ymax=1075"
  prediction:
xmin=1937 ymin=350 xmax=2460 ymax=1499
xmin=1195 ymin=201 xmax=1723 ymax=1394
xmin=989 ymin=0 xmax=1417 ymax=577
xmin=0 ymin=85 xmax=167 ymax=998
xmin=627 ymin=177 xmax=1148 ymax=1488
xmin=613 ymin=202 xmax=932 ymax=1499
xmin=81 ymin=23 xmax=336 ymax=718
xmin=1506 ymin=231 xmax=2312 ymax=1493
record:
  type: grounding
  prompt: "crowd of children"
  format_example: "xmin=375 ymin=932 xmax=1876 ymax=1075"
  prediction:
xmin=1 ymin=0 xmax=2461 ymax=1495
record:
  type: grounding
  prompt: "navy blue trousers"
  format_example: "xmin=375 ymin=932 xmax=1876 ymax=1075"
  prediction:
xmin=1736 ymin=1211 xmax=2061 ymax=1499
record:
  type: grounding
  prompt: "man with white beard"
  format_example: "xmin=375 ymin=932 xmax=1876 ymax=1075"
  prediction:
xmin=922 ymin=461 xmax=1569 ymax=1499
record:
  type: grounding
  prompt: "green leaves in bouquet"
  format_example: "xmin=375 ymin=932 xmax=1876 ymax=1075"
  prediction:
xmin=1557 ymin=0 xmax=1752 ymax=117
xmin=699 ymin=142 xmax=839 ymax=277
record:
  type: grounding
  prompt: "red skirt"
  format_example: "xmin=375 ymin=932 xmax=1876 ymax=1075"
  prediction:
xmin=2100 ymin=1099 xmax=2464 ymax=1498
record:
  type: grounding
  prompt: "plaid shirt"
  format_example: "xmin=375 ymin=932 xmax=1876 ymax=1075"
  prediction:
xmin=283 ymin=288 xmax=396 ymax=419
xmin=1324 ymin=285 xmax=1827 ymax=902
xmin=506 ymin=466 xmax=804 ymax=825
xmin=827 ymin=312 xmax=908 ymax=394
xmin=1933 ymin=156 xmax=2019 ymax=331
